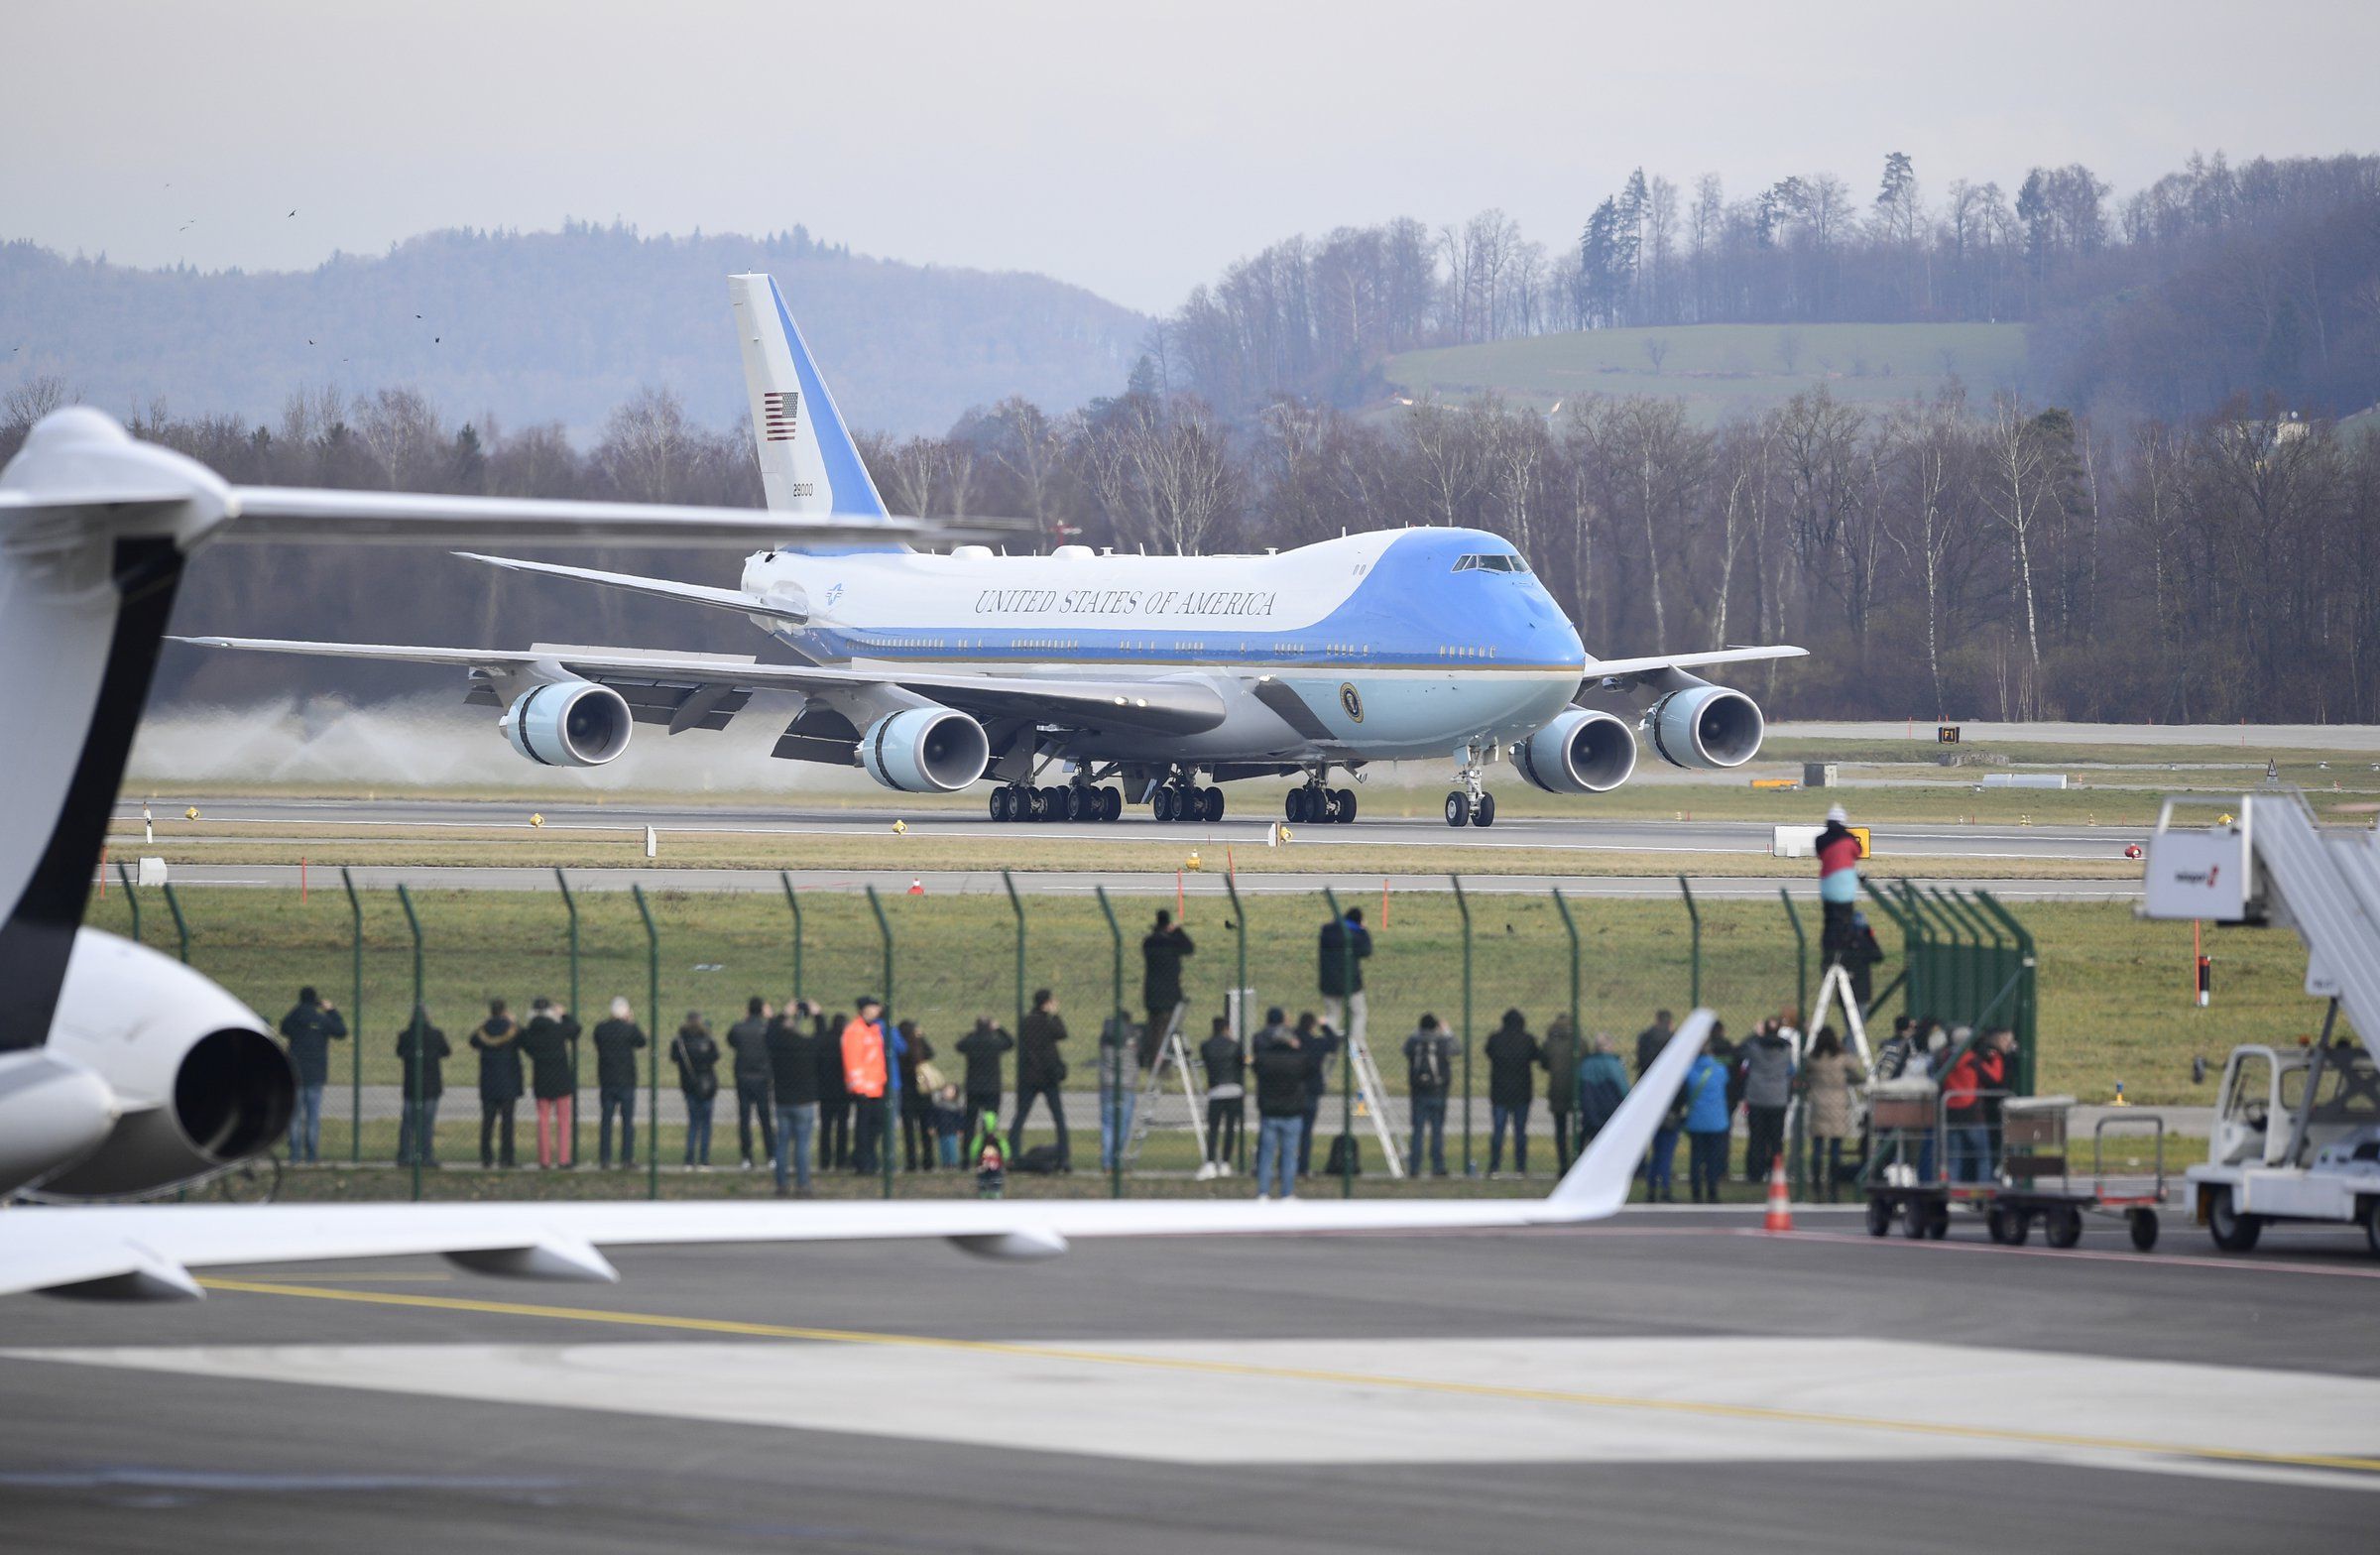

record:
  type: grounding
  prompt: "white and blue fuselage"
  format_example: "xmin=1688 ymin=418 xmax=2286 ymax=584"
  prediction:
xmin=742 ymin=527 xmax=1583 ymax=767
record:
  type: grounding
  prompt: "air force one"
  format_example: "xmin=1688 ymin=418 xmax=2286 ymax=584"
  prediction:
xmin=184 ymin=274 xmax=1805 ymax=829
xmin=0 ymin=325 xmax=1715 ymax=1299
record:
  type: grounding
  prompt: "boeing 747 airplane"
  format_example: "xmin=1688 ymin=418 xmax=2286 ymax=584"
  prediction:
xmin=186 ymin=276 xmax=1805 ymax=828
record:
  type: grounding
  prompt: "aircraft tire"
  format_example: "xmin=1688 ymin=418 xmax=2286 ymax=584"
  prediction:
xmin=1102 ymin=786 xmax=1123 ymax=822
xmin=1064 ymin=785 xmax=1088 ymax=822
xmin=990 ymin=788 xmax=1010 ymax=822
xmin=1444 ymin=791 xmax=1471 ymax=828
xmin=1286 ymin=788 xmax=1307 ymax=824
xmin=1202 ymin=787 xmax=1224 ymax=822
xmin=1472 ymin=792 xmax=1497 ymax=827
xmin=1334 ymin=788 xmax=1357 ymax=823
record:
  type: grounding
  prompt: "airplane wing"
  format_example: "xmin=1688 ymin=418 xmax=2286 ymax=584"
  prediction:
xmin=213 ymin=487 xmax=1006 ymax=548
xmin=1585 ymin=646 xmax=1808 ymax=679
xmin=173 ymin=636 xmax=1232 ymax=737
xmin=0 ymin=1017 xmax=1713 ymax=1299
xmin=452 ymin=552 xmax=809 ymax=625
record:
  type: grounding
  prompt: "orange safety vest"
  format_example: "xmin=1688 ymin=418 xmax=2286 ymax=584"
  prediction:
xmin=842 ymin=1017 xmax=888 ymax=1099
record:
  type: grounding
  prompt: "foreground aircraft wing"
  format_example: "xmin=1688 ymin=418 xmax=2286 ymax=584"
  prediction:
xmin=173 ymin=636 xmax=1232 ymax=736
xmin=0 ymin=1016 xmax=1712 ymax=1299
xmin=1585 ymin=646 xmax=1808 ymax=680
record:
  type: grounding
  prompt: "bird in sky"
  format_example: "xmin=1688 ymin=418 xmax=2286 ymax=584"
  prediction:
xmin=287 ymin=209 xmax=298 ymax=218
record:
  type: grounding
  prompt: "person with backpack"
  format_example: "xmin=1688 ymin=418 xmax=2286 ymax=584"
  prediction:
xmin=1484 ymin=1009 xmax=1540 ymax=1178
xmin=1575 ymin=1031 xmax=1630 ymax=1147
xmin=1402 ymin=1013 xmax=1457 ymax=1178
xmin=669 ymin=1012 xmax=721 ymax=1168
xmin=1683 ymin=1035 xmax=1733 ymax=1204
xmin=768 ymin=999 xmax=826 ymax=1196
xmin=1198 ymin=1015 xmax=1245 ymax=1179
xmin=469 ymin=999 xmax=523 ymax=1169
xmin=896 ymin=1018 xmax=937 ymax=1172
xmin=1738 ymin=1016 xmax=1796 ymax=1184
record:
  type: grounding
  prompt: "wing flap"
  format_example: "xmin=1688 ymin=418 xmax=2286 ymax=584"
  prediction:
xmin=1586 ymin=646 xmax=1808 ymax=680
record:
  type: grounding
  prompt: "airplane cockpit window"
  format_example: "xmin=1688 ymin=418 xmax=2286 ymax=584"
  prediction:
xmin=1453 ymin=553 xmax=1533 ymax=574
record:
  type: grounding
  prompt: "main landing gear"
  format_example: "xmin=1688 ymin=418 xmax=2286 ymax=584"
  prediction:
xmin=1443 ymin=745 xmax=1495 ymax=828
xmin=990 ymin=782 xmax=1123 ymax=823
xmin=1152 ymin=782 xmax=1222 ymax=823
xmin=1286 ymin=776 xmax=1356 ymax=825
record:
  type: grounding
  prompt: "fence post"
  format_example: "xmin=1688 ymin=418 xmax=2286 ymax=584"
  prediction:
xmin=1450 ymin=873 xmax=1475 ymax=1177
xmin=778 ymin=872 xmax=804 ymax=1005
xmin=1001 ymin=871 xmax=1025 ymax=1037
xmin=1552 ymin=888 xmax=1582 ymax=1169
xmin=1943 ymin=890 xmax=2003 ymax=1032
xmin=1860 ymin=879 xmax=1921 ymax=1022
xmin=1323 ymin=887 xmax=1354 ymax=1200
xmin=1223 ymin=871 xmax=1250 ymax=1173
xmin=161 ymin=881 xmax=191 ymax=965
xmin=556 ymin=868 xmax=582 ymax=1166
xmin=1677 ymin=876 xmax=1702 ymax=1009
xmin=1972 ymin=891 xmax=2038 ymax=1096
xmin=865 ymin=885 xmax=896 ymax=1202
xmin=1776 ymin=888 xmax=1807 ymax=1027
xmin=342 ymin=868 xmax=364 ymax=1162
xmin=1916 ymin=888 xmax=1970 ymax=1025
xmin=632 ymin=886 xmax=662 ymax=1202
xmin=116 ymin=860 xmax=143 ymax=946
xmin=1093 ymin=885 xmax=1125 ymax=1200
xmin=397 ymin=885 xmax=425 ymax=1203
xmin=1894 ymin=882 xmax=1937 ymax=1019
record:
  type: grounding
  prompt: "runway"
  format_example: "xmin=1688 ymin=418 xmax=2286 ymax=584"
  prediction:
xmin=5 ymin=1208 xmax=2375 ymax=1554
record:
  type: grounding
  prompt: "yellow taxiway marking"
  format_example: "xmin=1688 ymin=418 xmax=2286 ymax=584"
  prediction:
xmin=240 ymin=1272 xmax=456 ymax=1283
xmin=196 ymin=1277 xmax=2380 ymax=1479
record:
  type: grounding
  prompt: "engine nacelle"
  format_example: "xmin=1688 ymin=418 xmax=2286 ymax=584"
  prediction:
xmin=26 ymin=928 xmax=296 ymax=1200
xmin=858 ymin=706 xmax=991 ymax=793
xmin=1645 ymin=683 xmax=1765 ymax=770
xmin=1511 ymin=707 xmax=1638 ymax=794
xmin=503 ymin=679 xmax=634 ymax=768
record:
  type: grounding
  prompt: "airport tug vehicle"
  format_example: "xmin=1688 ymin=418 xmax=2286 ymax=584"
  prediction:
xmin=2141 ymin=791 xmax=2380 ymax=1256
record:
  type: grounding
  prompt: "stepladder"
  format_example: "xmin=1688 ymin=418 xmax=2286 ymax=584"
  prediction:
xmin=1122 ymin=1003 xmax=1208 ymax=1170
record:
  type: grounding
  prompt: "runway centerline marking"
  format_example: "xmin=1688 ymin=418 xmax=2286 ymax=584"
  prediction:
xmin=189 ymin=1277 xmax=2380 ymax=1480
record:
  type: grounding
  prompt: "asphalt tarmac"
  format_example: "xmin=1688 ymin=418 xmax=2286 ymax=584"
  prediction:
xmin=5 ymin=1207 xmax=2375 ymax=1554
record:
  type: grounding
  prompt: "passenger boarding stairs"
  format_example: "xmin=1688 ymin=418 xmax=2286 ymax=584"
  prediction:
xmin=2143 ymin=790 xmax=2380 ymax=1067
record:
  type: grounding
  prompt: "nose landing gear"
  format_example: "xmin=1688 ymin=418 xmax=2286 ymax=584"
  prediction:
xmin=1444 ymin=746 xmax=1495 ymax=828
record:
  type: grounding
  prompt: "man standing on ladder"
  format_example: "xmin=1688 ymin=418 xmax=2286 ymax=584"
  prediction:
xmin=1817 ymin=804 xmax=1865 ymax=972
xmin=1140 ymin=909 xmax=1195 ymax=1072
xmin=1318 ymin=906 xmax=1372 ymax=1047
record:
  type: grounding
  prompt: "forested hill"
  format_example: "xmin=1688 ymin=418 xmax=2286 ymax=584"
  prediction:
xmin=0 ymin=223 xmax=1146 ymax=438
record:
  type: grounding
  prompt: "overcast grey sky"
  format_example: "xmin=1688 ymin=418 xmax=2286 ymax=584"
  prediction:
xmin=7 ymin=0 xmax=2372 ymax=314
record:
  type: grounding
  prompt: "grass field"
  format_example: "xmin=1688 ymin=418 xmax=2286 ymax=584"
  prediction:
xmin=90 ymin=882 xmax=2349 ymax=1112
xmin=1380 ymin=321 xmax=2030 ymax=425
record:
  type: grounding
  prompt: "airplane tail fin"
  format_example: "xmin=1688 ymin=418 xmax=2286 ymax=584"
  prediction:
xmin=727 ymin=274 xmax=891 ymax=527
xmin=1541 ymin=1010 xmax=1714 ymax=1220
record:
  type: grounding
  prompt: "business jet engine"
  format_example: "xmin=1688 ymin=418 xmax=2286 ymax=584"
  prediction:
xmin=11 ymin=929 xmax=297 ymax=1200
xmin=1511 ymin=707 xmax=1638 ymax=794
xmin=859 ymin=706 xmax=991 ymax=793
xmin=502 ymin=678 xmax=634 ymax=768
xmin=1644 ymin=680 xmax=1765 ymax=770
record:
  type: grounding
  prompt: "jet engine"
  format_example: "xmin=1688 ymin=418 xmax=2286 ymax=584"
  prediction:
xmin=503 ymin=679 xmax=634 ymax=768
xmin=1511 ymin=707 xmax=1638 ymax=794
xmin=1644 ymin=681 xmax=1765 ymax=770
xmin=17 ymin=929 xmax=296 ymax=1199
xmin=858 ymin=706 xmax=991 ymax=793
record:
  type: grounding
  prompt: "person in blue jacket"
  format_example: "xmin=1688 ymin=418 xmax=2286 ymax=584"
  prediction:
xmin=1682 ymin=1035 xmax=1734 ymax=1204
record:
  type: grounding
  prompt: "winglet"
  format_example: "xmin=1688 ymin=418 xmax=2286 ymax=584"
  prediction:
xmin=1541 ymin=1010 xmax=1714 ymax=1220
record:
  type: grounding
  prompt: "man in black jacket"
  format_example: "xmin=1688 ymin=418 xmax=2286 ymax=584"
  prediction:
xmin=518 ymin=998 xmax=581 ymax=1169
xmin=669 ymin=1013 xmax=721 ymax=1167
xmin=1250 ymin=1010 xmax=1307 ymax=1201
xmin=1634 ymin=1010 xmax=1675 ymax=1079
xmin=1294 ymin=1012 xmax=1343 ymax=1178
xmin=277 ymin=986 xmax=347 ymax=1163
xmin=469 ymin=1000 xmax=523 ymax=1168
xmin=1012 ymin=988 xmax=1070 ymax=1170
xmin=591 ymin=997 xmax=648 ymax=1168
xmin=1485 ymin=1008 xmax=1540 ymax=1177
xmin=767 ymin=1000 xmax=824 ymax=1196
xmin=955 ymin=1017 xmax=1013 ymax=1162
xmin=1402 ymin=1013 xmax=1456 ymax=1178
xmin=395 ymin=1006 xmax=448 ymax=1167
xmin=1139 ymin=910 xmax=1195 ymax=1069
xmin=726 ymin=997 xmax=776 ymax=1169
xmin=1197 ymin=1015 xmax=1244 ymax=1176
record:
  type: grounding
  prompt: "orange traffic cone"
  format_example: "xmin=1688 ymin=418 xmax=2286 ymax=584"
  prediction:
xmin=1762 ymin=1153 xmax=1794 ymax=1233
xmin=906 ymin=878 xmax=925 ymax=896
